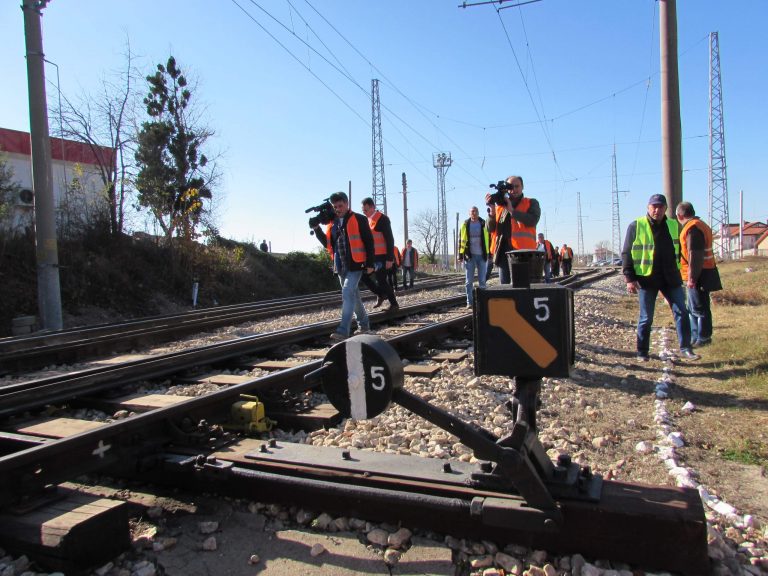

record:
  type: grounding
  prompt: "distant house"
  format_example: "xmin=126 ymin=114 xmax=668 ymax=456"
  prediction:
xmin=0 ymin=126 xmax=115 ymax=234
xmin=755 ymin=229 xmax=768 ymax=257
xmin=712 ymin=221 xmax=768 ymax=258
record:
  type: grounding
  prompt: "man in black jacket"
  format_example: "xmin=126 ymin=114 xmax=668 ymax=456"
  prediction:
xmin=622 ymin=194 xmax=698 ymax=362
xmin=312 ymin=192 xmax=375 ymax=341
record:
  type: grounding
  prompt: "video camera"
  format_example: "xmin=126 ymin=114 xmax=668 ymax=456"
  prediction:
xmin=306 ymin=198 xmax=335 ymax=232
xmin=487 ymin=180 xmax=513 ymax=206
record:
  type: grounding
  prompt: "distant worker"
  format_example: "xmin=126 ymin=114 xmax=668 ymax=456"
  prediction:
xmin=675 ymin=201 xmax=722 ymax=347
xmin=459 ymin=206 xmax=489 ymax=308
xmin=485 ymin=175 xmax=541 ymax=284
xmin=551 ymin=245 xmax=561 ymax=277
xmin=388 ymin=245 xmax=401 ymax=292
xmin=536 ymin=233 xmax=555 ymax=283
xmin=622 ymin=194 xmax=698 ymax=361
xmin=311 ymin=191 xmax=375 ymax=341
xmin=359 ymin=197 xmax=399 ymax=312
xmin=259 ymin=239 xmax=269 ymax=252
xmin=560 ymin=243 xmax=574 ymax=275
xmin=401 ymin=239 xmax=419 ymax=289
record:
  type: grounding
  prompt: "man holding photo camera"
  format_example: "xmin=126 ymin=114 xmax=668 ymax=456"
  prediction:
xmin=485 ymin=175 xmax=541 ymax=284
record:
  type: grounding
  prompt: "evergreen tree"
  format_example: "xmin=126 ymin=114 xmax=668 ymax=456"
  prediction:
xmin=135 ymin=56 xmax=213 ymax=240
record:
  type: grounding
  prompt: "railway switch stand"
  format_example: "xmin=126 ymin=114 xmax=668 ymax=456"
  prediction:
xmin=308 ymin=332 xmax=600 ymax=531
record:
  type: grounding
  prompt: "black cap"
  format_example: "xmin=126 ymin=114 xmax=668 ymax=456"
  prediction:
xmin=648 ymin=194 xmax=667 ymax=206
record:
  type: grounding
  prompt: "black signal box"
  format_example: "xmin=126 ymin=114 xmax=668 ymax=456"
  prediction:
xmin=473 ymin=284 xmax=575 ymax=378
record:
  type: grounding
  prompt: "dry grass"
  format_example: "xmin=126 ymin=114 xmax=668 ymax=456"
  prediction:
xmin=610 ymin=256 xmax=768 ymax=501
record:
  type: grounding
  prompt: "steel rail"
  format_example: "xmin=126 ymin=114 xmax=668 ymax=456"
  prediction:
xmin=0 ymin=314 xmax=472 ymax=504
xmin=0 ymin=295 xmax=467 ymax=415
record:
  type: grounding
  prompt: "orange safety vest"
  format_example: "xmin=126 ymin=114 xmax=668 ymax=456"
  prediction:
xmin=393 ymin=246 xmax=401 ymax=266
xmin=368 ymin=211 xmax=387 ymax=256
xmin=489 ymin=198 xmax=537 ymax=253
xmin=541 ymin=239 xmax=554 ymax=261
xmin=324 ymin=213 xmax=367 ymax=264
xmin=560 ymin=246 xmax=573 ymax=260
xmin=680 ymin=218 xmax=716 ymax=281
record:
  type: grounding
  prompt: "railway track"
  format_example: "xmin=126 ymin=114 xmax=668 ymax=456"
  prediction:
xmin=0 ymin=275 xmax=464 ymax=373
xmin=0 ymin=268 xmax=706 ymax=576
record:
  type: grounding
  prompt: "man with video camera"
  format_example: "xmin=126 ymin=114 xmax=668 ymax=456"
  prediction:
xmin=485 ymin=175 xmax=541 ymax=284
xmin=311 ymin=191 xmax=375 ymax=341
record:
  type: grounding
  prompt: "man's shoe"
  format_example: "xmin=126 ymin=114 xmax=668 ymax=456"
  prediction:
xmin=636 ymin=353 xmax=650 ymax=362
xmin=373 ymin=296 xmax=385 ymax=308
xmin=357 ymin=325 xmax=371 ymax=334
xmin=465 ymin=303 xmax=472 ymax=309
xmin=329 ymin=332 xmax=347 ymax=342
xmin=679 ymin=349 xmax=700 ymax=361
xmin=387 ymin=303 xmax=399 ymax=312
xmin=693 ymin=338 xmax=711 ymax=348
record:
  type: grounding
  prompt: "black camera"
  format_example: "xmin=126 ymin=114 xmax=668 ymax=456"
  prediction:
xmin=306 ymin=199 xmax=335 ymax=231
xmin=487 ymin=180 xmax=512 ymax=206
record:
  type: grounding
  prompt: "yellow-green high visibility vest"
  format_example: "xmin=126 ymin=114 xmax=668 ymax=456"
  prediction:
xmin=631 ymin=217 xmax=680 ymax=277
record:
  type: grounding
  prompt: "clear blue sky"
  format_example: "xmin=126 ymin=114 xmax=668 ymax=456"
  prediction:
xmin=1 ymin=1 xmax=765 ymax=256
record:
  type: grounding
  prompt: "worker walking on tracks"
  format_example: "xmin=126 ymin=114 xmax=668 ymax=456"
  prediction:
xmin=536 ymin=232 xmax=555 ymax=283
xmin=459 ymin=206 xmax=489 ymax=308
xmin=311 ymin=192 xmax=375 ymax=341
xmin=401 ymin=239 xmax=418 ymax=289
xmin=675 ymin=201 xmax=722 ymax=347
xmin=560 ymin=243 xmax=574 ymax=275
xmin=360 ymin=197 xmax=399 ymax=312
xmin=622 ymin=194 xmax=699 ymax=362
xmin=485 ymin=175 xmax=541 ymax=284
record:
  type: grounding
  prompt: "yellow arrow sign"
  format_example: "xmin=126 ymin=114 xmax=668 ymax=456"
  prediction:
xmin=488 ymin=298 xmax=558 ymax=368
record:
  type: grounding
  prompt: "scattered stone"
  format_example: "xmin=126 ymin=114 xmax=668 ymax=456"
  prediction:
xmin=383 ymin=548 xmax=402 ymax=565
xmin=201 ymin=536 xmax=217 ymax=551
xmin=248 ymin=554 xmax=260 ymax=565
xmin=469 ymin=554 xmax=494 ymax=569
xmin=388 ymin=527 xmax=412 ymax=548
xmin=198 ymin=521 xmax=219 ymax=534
xmin=310 ymin=543 xmax=326 ymax=557
xmin=495 ymin=552 xmax=523 ymax=574
xmin=367 ymin=528 xmax=389 ymax=546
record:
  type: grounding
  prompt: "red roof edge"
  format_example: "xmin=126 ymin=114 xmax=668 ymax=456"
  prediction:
xmin=0 ymin=126 xmax=115 ymax=168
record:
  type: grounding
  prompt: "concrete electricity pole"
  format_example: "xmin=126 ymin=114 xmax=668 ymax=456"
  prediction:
xmin=401 ymin=172 xmax=409 ymax=247
xmin=660 ymin=0 xmax=683 ymax=217
xmin=22 ymin=0 xmax=63 ymax=331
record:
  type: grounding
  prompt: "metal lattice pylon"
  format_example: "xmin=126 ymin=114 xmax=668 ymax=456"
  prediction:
xmin=433 ymin=152 xmax=452 ymax=270
xmin=611 ymin=146 xmax=622 ymax=259
xmin=371 ymin=79 xmax=387 ymax=214
xmin=576 ymin=191 xmax=585 ymax=264
xmin=708 ymin=32 xmax=730 ymax=258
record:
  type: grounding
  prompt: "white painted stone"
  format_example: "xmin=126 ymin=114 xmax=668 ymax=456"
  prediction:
xmin=310 ymin=543 xmax=326 ymax=557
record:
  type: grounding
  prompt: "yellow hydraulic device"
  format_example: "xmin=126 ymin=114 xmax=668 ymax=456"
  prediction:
xmin=226 ymin=394 xmax=275 ymax=434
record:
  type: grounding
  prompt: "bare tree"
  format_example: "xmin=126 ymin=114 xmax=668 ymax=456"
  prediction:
xmin=411 ymin=209 xmax=441 ymax=263
xmin=52 ymin=41 xmax=142 ymax=237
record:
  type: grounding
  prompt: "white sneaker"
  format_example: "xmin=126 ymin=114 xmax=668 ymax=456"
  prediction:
xmin=329 ymin=332 xmax=347 ymax=342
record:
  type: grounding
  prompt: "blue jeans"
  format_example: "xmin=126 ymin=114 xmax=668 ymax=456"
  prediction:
xmin=402 ymin=266 xmax=415 ymax=288
xmin=497 ymin=258 xmax=511 ymax=285
xmin=637 ymin=284 xmax=692 ymax=354
xmin=337 ymin=270 xmax=368 ymax=336
xmin=687 ymin=286 xmax=713 ymax=343
xmin=543 ymin=261 xmax=552 ymax=283
xmin=464 ymin=254 xmax=487 ymax=305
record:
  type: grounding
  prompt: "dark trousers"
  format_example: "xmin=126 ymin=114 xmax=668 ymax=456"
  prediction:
xmin=562 ymin=259 xmax=572 ymax=275
xmin=361 ymin=264 xmax=397 ymax=305
xmin=402 ymin=266 xmax=415 ymax=288
xmin=387 ymin=267 xmax=399 ymax=291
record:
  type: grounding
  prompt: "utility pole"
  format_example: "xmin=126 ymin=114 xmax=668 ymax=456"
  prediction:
xmin=22 ymin=0 xmax=62 ymax=331
xmin=576 ymin=191 xmax=585 ymax=265
xmin=433 ymin=152 xmax=452 ymax=270
xmin=660 ymin=0 xmax=682 ymax=216
xmin=401 ymin=172 xmax=408 ymax=247
xmin=371 ymin=79 xmax=387 ymax=214
xmin=708 ymin=31 xmax=730 ymax=259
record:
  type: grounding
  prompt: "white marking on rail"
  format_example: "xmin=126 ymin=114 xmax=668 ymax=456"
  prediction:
xmin=346 ymin=339 xmax=367 ymax=420
xmin=92 ymin=439 xmax=112 ymax=459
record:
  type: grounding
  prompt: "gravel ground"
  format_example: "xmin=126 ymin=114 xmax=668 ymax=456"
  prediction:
xmin=1 ymin=277 xmax=767 ymax=576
